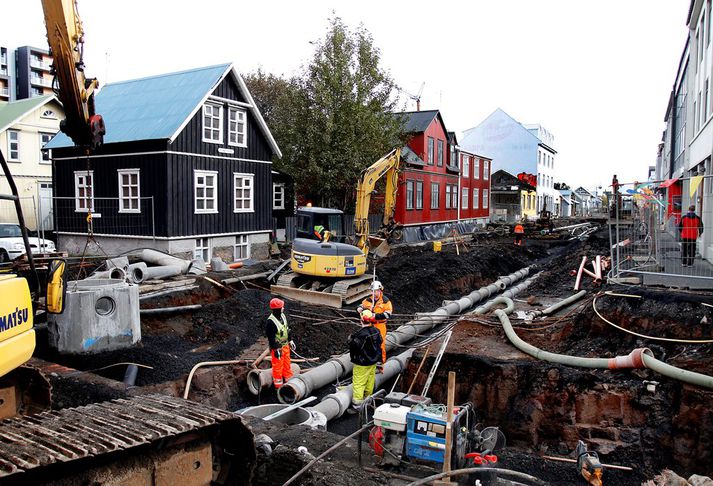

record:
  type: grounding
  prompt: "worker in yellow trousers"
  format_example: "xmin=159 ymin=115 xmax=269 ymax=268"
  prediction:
xmin=266 ymin=298 xmax=294 ymax=389
xmin=357 ymin=280 xmax=392 ymax=365
xmin=349 ymin=310 xmax=383 ymax=407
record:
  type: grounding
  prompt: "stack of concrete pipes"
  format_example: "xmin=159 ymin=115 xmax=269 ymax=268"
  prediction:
xmin=86 ymin=250 xmax=206 ymax=284
xmin=277 ymin=266 xmax=534 ymax=422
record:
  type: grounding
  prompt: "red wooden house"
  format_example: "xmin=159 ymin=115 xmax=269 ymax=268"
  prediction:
xmin=394 ymin=110 xmax=491 ymax=239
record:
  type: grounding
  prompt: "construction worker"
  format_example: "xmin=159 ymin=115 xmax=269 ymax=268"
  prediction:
xmin=514 ymin=222 xmax=525 ymax=246
xmin=265 ymin=298 xmax=295 ymax=389
xmin=348 ymin=309 xmax=383 ymax=408
xmin=357 ymin=280 xmax=392 ymax=366
xmin=313 ymin=224 xmax=330 ymax=242
xmin=679 ymin=205 xmax=704 ymax=267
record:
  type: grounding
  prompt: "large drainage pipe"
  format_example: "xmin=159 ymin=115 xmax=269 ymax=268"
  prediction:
xmin=247 ymin=364 xmax=301 ymax=395
xmin=142 ymin=265 xmax=183 ymax=280
xmin=527 ymin=289 xmax=587 ymax=319
xmin=277 ymin=266 xmax=533 ymax=404
xmin=86 ymin=268 xmax=126 ymax=280
xmin=140 ymin=249 xmax=192 ymax=273
xmin=471 ymin=273 xmax=541 ymax=315
xmin=493 ymin=296 xmax=713 ymax=390
xmin=307 ymin=349 xmax=414 ymax=422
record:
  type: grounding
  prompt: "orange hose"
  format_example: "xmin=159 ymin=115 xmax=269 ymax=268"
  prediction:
xmin=229 ymin=262 xmax=243 ymax=269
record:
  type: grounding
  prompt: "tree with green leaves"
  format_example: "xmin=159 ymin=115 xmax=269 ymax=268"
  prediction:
xmin=245 ymin=17 xmax=404 ymax=211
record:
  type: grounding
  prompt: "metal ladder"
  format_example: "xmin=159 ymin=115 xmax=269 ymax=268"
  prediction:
xmin=421 ymin=329 xmax=453 ymax=397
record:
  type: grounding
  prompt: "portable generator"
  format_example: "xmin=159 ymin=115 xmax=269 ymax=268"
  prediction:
xmin=368 ymin=392 xmax=482 ymax=468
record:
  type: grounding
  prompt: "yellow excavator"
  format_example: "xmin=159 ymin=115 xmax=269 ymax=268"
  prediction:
xmin=271 ymin=148 xmax=402 ymax=307
xmin=0 ymin=0 xmax=103 ymax=418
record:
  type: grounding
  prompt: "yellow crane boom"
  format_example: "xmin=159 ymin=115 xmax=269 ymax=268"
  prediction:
xmin=354 ymin=147 xmax=402 ymax=255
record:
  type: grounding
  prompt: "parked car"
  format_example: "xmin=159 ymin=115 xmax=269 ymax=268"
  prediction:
xmin=0 ymin=223 xmax=56 ymax=262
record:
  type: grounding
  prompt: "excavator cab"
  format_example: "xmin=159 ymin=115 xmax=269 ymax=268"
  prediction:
xmin=296 ymin=207 xmax=347 ymax=243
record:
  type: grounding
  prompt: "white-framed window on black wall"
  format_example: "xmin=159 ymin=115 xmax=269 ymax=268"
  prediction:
xmin=194 ymin=237 xmax=210 ymax=262
xmin=234 ymin=234 xmax=250 ymax=260
xmin=445 ymin=185 xmax=452 ymax=209
xmin=415 ymin=181 xmax=423 ymax=209
xmin=228 ymin=107 xmax=247 ymax=147
xmin=437 ymin=140 xmax=444 ymax=167
xmin=40 ymin=132 xmax=52 ymax=163
xmin=234 ymin=173 xmax=254 ymax=213
xmin=406 ymin=180 xmax=414 ymax=210
xmin=74 ymin=170 xmax=94 ymax=212
xmin=118 ymin=169 xmax=141 ymax=213
xmin=7 ymin=130 xmax=19 ymax=161
xmin=202 ymin=103 xmax=223 ymax=144
xmin=427 ymin=137 xmax=434 ymax=165
xmin=431 ymin=182 xmax=440 ymax=209
xmin=273 ymin=183 xmax=285 ymax=210
xmin=194 ymin=170 xmax=218 ymax=214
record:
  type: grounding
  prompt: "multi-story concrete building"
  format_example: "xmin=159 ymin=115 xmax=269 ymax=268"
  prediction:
xmin=460 ymin=108 xmax=557 ymax=216
xmin=0 ymin=45 xmax=54 ymax=102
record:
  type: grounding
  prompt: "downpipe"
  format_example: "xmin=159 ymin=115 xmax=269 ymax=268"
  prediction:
xmin=308 ymin=349 xmax=414 ymax=422
xmin=494 ymin=296 xmax=713 ymax=389
xmin=277 ymin=266 xmax=533 ymax=404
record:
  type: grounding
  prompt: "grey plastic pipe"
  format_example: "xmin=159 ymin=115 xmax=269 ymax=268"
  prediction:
xmin=528 ymin=290 xmax=587 ymax=319
xmin=308 ymin=349 xmax=414 ymax=421
xmin=472 ymin=273 xmax=541 ymax=315
xmin=494 ymin=296 xmax=713 ymax=389
xmin=140 ymin=304 xmax=202 ymax=315
xmin=140 ymin=249 xmax=191 ymax=273
xmin=277 ymin=266 xmax=533 ymax=404
xmin=247 ymin=364 xmax=301 ymax=395
xmin=143 ymin=264 xmax=183 ymax=280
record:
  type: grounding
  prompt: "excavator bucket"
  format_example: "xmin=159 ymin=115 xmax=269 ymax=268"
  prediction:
xmin=369 ymin=236 xmax=390 ymax=258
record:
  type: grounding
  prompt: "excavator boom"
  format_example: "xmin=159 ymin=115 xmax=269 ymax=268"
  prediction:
xmin=40 ymin=0 xmax=105 ymax=148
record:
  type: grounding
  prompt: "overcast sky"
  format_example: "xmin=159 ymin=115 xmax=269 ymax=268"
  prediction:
xmin=6 ymin=0 xmax=690 ymax=189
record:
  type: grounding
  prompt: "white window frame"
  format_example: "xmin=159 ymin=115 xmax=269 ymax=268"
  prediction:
xmin=483 ymin=160 xmax=489 ymax=180
xmin=461 ymin=187 xmax=469 ymax=209
xmin=427 ymin=137 xmax=434 ymax=165
xmin=202 ymin=103 xmax=223 ymax=144
xmin=74 ymin=170 xmax=94 ymax=213
xmin=437 ymin=140 xmax=444 ymax=167
xmin=228 ymin=107 xmax=247 ymax=147
xmin=431 ymin=182 xmax=440 ymax=209
xmin=483 ymin=189 xmax=489 ymax=209
xmin=473 ymin=158 xmax=480 ymax=179
xmin=194 ymin=170 xmax=218 ymax=214
xmin=7 ymin=130 xmax=19 ymax=161
xmin=194 ymin=237 xmax=210 ymax=263
xmin=415 ymin=181 xmax=423 ymax=209
xmin=39 ymin=132 xmax=52 ymax=164
xmin=473 ymin=188 xmax=480 ymax=209
xmin=234 ymin=234 xmax=250 ymax=260
xmin=233 ymin=173 xmax=254 ymax=213
xmin=450 ymin=184 xmax=458 ymax=209
xmin=462 ymin=155 xmax=470 ymax=177
xmin=273 ymin=183 xmax=285 ymax=210
xmin=406 ymin=180 xmax=414 ymax=210
xmin=445 ymin=185 xmax=452 ymax=209
xmin=117 ymin=169 xmax=141 ymax=213
xmin=41 ymin=109 xmax=57 ymax=119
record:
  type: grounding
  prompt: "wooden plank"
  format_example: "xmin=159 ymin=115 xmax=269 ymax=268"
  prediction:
xmin=270 ymin=284 xmax=343 ymax=308
xmin=441 ymin=371 xmax=456 ymax=483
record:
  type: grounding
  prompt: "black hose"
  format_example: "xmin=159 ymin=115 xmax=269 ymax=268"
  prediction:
xmin=406 ymin=466 xmax=547 ymax=486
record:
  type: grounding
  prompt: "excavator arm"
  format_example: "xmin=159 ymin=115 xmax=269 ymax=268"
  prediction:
xmin=354 ymin=148 xmax=402 ymax=255
xmin=41 ymin=0 xmax=105 ymax=149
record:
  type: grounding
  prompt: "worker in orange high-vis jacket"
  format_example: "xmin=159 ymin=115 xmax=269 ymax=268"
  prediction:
xmin=357 ymin=281 xmax=392 ymax=368
xmin=265 ymin=298 xmax=294 ymax=389
xmin=514 ymin=223 xmax=525 ymax=246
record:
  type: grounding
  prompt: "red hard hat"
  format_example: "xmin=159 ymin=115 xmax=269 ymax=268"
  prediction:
xmin=270 ymin=298 xmax=285 ymax=309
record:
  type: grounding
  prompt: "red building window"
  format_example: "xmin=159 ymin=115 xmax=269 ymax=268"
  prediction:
xmin=437 ymin=140 xmax=444 ymax=167
xmin=445 ymin=185 xmax=452 ymax=209
xmin=431 ymin=182 xmax=440 ymax=209
xmin=484 ymin=160 xmax=490 ymax=180
xmin=406 ymin=180 xmax=414 ymax=209
xmin=427 ymin=137 xmax=434 ymax=165
xmin=415 ymin=181 xmax=423 ymax=209
xmin=450 ymin=185 xmax=458 ymax=208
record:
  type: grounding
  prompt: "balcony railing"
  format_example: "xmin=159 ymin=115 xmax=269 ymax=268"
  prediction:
xmin=30 ymin=59 xmax=51 ymax=70
xmin=31 ymin=76 xmax=52 ymax=88
xmin=0 ymin=87 xmax=9 ymax=97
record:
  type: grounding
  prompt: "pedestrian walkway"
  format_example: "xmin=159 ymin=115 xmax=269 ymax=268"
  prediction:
xmin=640 ymin=231 xmax=713 ymax=289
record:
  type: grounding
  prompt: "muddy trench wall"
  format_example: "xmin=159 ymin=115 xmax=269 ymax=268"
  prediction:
xmin=404 ymin=353 xmax=713 ymax=478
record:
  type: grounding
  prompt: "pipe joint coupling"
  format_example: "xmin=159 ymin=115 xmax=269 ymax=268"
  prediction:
xmin=608 ymin=348 xmax=652 ymax=370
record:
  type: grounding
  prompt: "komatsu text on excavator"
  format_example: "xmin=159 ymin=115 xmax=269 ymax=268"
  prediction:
xmin=271 ymin=148 xmax=402 ymax=307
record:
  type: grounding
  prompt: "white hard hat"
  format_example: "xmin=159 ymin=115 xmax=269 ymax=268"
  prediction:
xmin=370 ymin=280 xmax=384 ymax=291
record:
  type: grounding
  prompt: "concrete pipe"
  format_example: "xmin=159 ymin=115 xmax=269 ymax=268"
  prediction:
xmin=127 ymin=262 xmax=148 ymax=284
xmin=86 ymin=268 xmax=126 ymax=280
xmin=278 ymin=266 xmax=533 ymax=404
xmin=472 ymin=273 xmax=541 ymax=315
xmin=140 ymin=249 xmax=191 ymax=273
xmin=143 ymin=265 xmax=183 ymax=280
xmin=105 ymin=256 xmax=130 ymax=271
xmin=247 ymin=364 xmax=301 ymax=395
xmin=308 ymin=349 xmax=414 ymax=422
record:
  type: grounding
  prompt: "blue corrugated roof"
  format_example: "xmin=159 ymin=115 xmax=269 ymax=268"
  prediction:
xmin=46 ymin=63 xmax=231 ymax=149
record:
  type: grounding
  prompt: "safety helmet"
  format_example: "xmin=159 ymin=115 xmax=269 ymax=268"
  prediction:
xmin=270 ymin=298 xmax=285 ymax=309
xmin=370 ymin=280 xmax=384 ymax=291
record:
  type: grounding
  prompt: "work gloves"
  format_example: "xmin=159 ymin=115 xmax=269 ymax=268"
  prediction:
xmin=289 ymin=340 xmax=296 ymax=351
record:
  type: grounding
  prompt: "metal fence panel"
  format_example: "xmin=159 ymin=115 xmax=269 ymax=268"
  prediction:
xmin=283 ymin=213 xmax=386 ymax=242
xmin=0 ymin=196 xmax=38 ymax=230
xmin=51 ymin=197 xmax=155 ymax=238
xmin=608 ymin=180 xmax=713 ymax=286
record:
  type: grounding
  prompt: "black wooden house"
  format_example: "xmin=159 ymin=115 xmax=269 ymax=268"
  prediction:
xmin=46 ymin=63 xmax=283 ymax=261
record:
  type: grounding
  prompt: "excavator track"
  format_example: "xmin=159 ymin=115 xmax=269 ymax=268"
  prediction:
xmin=272 ymin=272 xmax=374 ymax=308
xmin=0 ymin=394 xmax=255 ymax=485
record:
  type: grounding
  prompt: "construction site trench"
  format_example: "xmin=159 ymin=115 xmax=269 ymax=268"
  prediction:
xmin=28 ymin=229 xmax=713 ymax=485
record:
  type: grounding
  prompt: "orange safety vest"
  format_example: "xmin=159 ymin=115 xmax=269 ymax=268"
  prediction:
xmin=360 ymin=295 xmax=393 ymax=324
xmin=514 ymin=224 xmax=525 ymax=234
